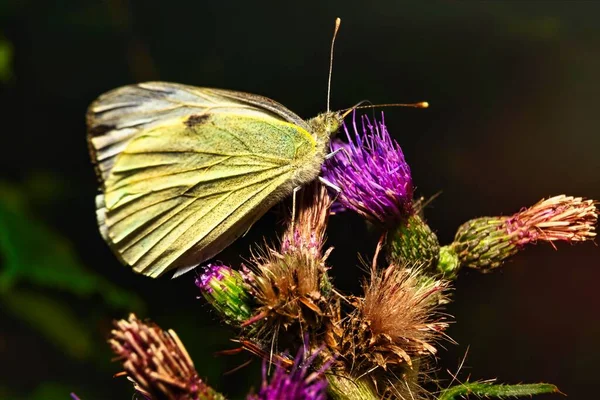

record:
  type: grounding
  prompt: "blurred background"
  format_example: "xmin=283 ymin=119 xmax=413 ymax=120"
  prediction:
xmin=1 ymin=1 xmax=599 ymax=399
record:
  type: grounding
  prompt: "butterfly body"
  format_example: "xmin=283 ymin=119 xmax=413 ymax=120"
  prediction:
xmin=87 ymin=82 xmax=341 ymax=277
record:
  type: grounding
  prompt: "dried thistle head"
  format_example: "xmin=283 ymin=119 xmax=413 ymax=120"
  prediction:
xmin=109 ymin=314 xmax=223 ymax=400
xmin=330 ymin=265 xmax=449 ymax=398
xmin=360 ymin=266 xmax=448 ymax=363
xmin=281 ymin=182 xmax=332 ymax=258
xmin=509 ymin=195 xmax=597 ymax=244
xmin=244 ymin=182 xmax=335 ymax=342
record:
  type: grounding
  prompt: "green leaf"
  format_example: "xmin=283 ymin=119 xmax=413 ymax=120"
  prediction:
xmin=438 ymin=381 xmax=561 ymax=400
xmin=2 ymin=290 xmax=94 ymax=359
xmin=0 ymin=182 xmax=144 ymax=312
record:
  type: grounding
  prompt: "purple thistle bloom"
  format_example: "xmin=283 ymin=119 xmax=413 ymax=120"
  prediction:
xmin=248 ymin=346 xmax=331 ymax=400
xmin=322 ymin=112 xmax=413 ymax=226
xmin=195 ymin=262 xmax=228 ymax=293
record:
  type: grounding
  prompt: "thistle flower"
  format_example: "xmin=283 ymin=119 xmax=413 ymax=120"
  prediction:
xmin=322 ymin=112 xmax=413 ymax=226
xmin=195 ymin=262 xmax=253 ymax=325
xmin=247 ymin=345 xmax=331 ymax=400
xmin=109 ymin=314 xmax=224 ymax=400
xmin=438 ymin=195 xmax=598 ymax=277
xmin=244 ymin=182 xmax=335 ymax=341
xmin=329 ymin=264 xmax=448 ymax=398
xmin=358 ymin=265 xmax=448 ymax=366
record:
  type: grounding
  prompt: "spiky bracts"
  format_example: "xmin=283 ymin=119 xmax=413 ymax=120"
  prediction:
xmin=437 ymin=195 xmax=598 ymax=277
xmin=243 ymin=183 xmax=337 ymax=343
xmin=327 ymin=265 xmax=449 ymax=398
xmin=388 ymin=214 xmax=440 ymax=269
xmin=109 ymin=314 xmax=224 ymax=400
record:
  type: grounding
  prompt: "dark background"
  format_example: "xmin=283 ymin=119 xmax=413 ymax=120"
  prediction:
xmin=0 ymin=1 xmax=599 ymax=399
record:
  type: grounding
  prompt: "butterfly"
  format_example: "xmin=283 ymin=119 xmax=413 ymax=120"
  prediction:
xmin=87 ymin=82 xmax=343 ymax=278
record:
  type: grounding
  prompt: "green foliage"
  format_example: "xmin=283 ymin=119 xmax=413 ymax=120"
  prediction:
xmin=0 ymin=181 xmax=143 ymax=311
xmin=0 ymin=179 xmax=144 ymax=371
xmin=0 ymin=34 xmax=12 ymax=83
xmin=438 ymin=381 xmax=560 ymax=400
xmin=2 ymin=289 xmax=94 ymax=359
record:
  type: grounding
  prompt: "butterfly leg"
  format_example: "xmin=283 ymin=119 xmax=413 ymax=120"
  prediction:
xmin=290 ymin=185 xmax=302 ymax=234
xmin=318 ymin=176 xmax=343 ymax=207
xmin=324 ymin=146 xmax=347 ymax=160
xmin=318 ymin=176 xmax=341 ymax=193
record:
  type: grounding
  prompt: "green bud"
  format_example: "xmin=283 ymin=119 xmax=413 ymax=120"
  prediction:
xmin=195 ymin=263 xmax=253 ymax=325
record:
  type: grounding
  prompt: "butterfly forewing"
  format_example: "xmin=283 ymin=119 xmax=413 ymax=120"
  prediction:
xmin=88 ymin=82 xmax=319 ymax=277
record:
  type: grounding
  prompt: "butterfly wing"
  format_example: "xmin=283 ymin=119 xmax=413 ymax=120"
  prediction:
xmin=88 ymin=82 xmax=318 ymax=277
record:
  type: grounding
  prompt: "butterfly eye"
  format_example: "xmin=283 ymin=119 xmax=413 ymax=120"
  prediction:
xmin=327 ymin=113 xmax=342 ymax=135
xmin=325 ymin=113 xmax=342 ymax=136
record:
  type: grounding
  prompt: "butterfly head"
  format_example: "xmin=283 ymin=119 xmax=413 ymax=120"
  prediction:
xmin=309 ymin=111 xmax=343 ymax=144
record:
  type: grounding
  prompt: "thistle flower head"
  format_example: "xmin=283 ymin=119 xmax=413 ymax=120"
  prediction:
xmin=358 ymin=265 xmax=448 ymax=365
xmin=195 ymin=262 xmax=253 ymax=325
xmin=247 ymin=346 xmax=331 ymax=400
xmin=327 ymin=265 xmax=448 ymax=398
xmin=440 ymin=195 xmax=598 ymax=274
xmin=244 ymin=183 xmax=335 ymax=341
xmin=332 ymin=264 xmax=448 ymax=370
xmin=280 ymin=182 xmax=332 ymax=259
xmin=322 ymin=112 xmax=413 ymax=226
xmin=109 ymin=314 xmax=223 ymax=400
xmin=507 ymin=195 xmax=597 ymax=244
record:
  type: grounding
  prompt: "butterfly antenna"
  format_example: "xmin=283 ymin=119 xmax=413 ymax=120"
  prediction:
xmin=327 ymin=17 xmax=341 ymax=113
xmin=341 ymin=101 xmax=429 ymax=118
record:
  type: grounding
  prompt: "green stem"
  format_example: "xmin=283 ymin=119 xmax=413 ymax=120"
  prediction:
xmin=436 ymin=245 xmax=460 ymax=279
xmin=327 ymin=373 xmax=379 ymax=400
xmin=438 ymin=381 xmax=560 ymax=400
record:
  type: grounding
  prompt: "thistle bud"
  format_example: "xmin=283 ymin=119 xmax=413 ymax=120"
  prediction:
xmin=195 ymin=262 xmax=253 ymax=325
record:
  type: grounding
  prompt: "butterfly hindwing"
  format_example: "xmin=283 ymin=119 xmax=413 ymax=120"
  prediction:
xmin=88 ymin=82 xmax=318 ymax=277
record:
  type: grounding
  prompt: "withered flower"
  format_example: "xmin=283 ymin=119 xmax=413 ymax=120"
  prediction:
xmin=244 ymin=182 xmax=335 ymax=341
xmin=109 ymin=314 xmax=223 ymax=400
xmin=438 ymin=195 xmax=598 ymax=277
xmin=330 ymin=265 xmax=448 ymax=398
